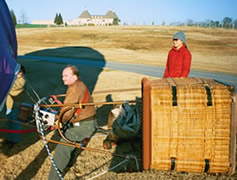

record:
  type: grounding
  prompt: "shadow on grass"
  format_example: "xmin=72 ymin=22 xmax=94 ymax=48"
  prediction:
xmin=24 ymin=46 xmax=106 ymax=94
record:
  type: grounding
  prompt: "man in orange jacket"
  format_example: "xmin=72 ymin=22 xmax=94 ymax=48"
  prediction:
xmin=49 ymin=65 xmax=96 ymax=180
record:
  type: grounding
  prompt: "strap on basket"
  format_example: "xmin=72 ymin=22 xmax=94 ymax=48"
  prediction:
xmin=172 ymin=86 xmax=178 ymax=106
xmin=170 ymin=157 xmax=176 ymax=171
xmin=204 ymin=159 xmax=210 ymax=173
xmin=205 ymin=86 xmax=212 ymax=106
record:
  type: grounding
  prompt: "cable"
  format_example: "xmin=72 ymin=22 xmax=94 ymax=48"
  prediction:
xmin=27 ymin=81 xmax=41 ymax=101
xmin=36 ymin=105 xmax=64 ymax=180
xmin=87 ymin=155 xmax=139 ymax=180
xmin=87 ymin=158 xmax=129 ymax=180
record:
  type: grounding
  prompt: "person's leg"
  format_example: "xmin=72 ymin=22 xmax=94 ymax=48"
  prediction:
xmin=48 ymin=141 xmax=75 ymax=180
xmin=7 ymin=108 xmax=20 ymax=143
xmin=48 ymin=120 xmax=96 ymax=179
xmin=66 ymin=120 xmax=96 ymax=142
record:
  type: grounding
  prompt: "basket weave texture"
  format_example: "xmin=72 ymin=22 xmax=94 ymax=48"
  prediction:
xmin=150 ymin=78 xmax=233 ymax=173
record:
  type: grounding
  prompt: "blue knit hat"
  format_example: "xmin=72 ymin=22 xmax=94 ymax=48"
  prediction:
xmin=173 ymin=30 xmax=186 ymax=43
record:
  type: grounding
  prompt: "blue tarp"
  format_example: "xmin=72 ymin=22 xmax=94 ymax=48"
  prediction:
xmin=0 ymin=0 xmax=20 ymax=111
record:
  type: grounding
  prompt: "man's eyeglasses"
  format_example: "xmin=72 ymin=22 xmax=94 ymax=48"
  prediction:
xmin=173 ymin=38 xmax=179 ymax=41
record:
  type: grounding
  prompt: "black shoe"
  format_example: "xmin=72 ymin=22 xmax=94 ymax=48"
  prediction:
xmin=2 ymin=139 xmax=11 ymax=145
xmin=7 ymin=141 xmax=16 ymax=148
xmin=2 ymin=140 xmax=16 ymax=148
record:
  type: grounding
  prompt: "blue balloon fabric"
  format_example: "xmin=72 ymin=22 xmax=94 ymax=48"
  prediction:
xmin=0 ymin=0 xmax=20 ymax=111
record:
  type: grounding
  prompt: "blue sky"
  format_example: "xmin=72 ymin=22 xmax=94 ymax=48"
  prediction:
xmin=5 ymin=0 xmax=237 ymax=25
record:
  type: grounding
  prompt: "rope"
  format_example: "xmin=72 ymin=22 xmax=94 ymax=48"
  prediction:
xmin=0 ymin=118 xmax=37 ymax=133
xmin=0 ymin=128 xmax=36 ymax=133
xmin=87 ymin=155 xmax=139 ymax=180
xmin=36 ymin=106 xmax=64 ymax=180
xmin=26 ymin=80 xmax=41 ymax=102
xmin=24 ymin=78 xmax=54 ymax=110
xmin=25 ymin=88 xmax=37 ymax=104
xmin=87 ymin=157 xmax=129 ymax=180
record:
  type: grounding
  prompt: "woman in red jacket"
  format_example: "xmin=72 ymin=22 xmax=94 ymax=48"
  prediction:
xmin=163 ymin=30 xmax=192 ymax=78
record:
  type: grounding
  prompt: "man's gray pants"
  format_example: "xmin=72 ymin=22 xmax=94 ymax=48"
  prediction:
xmin=48 ymin=119 xmax=96 ymax=180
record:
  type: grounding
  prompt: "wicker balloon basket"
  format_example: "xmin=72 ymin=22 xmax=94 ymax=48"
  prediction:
xmin=142 ymin=77 xmax=236 ymax=175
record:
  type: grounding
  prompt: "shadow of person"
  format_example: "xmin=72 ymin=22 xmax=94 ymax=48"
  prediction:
xmin=15 ymin=131 xmax=61 ymax=180
xmin=11 ymin=46 xmax=106 ymax=178
xmin=96 ymin=94 xmax=114 ymax=128
xmin=0 ymin=122 xmax=39 ymax=157
xmin=0 ymin=104 xmax=39 ymax=157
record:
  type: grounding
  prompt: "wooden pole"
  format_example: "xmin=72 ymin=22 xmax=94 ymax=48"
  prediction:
xmin=39 ymin=100 xmax=141 ymax=108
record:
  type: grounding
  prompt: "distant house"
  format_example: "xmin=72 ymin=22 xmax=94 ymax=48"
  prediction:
xmin=31 ymin=20 xmax=54 ymax=25
xmin=32 ymin=10 xmax=120 ymax=26
xmin=67 ymin=10 xmax=120 ymax=26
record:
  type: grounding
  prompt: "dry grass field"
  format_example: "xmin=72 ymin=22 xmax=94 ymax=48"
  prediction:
xmin=17 ymin=26 xmax=237 ymax=74
xmin=0 ymin=26 xmax=237 ymax=179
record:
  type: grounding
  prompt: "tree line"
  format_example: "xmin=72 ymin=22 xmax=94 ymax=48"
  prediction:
xmin=168 ymin=17 xmax=237 ymax=29
xmin=10 ymin=9 xmax=237 ymax=29
xmin=54 ymin=13 xmax=64 ymax=25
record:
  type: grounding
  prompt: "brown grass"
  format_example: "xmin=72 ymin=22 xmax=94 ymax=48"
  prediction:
xmin=16 ymin=26 xmax=237 ymax=74
xmin=0 ymin=26 xmax=236 ymax=180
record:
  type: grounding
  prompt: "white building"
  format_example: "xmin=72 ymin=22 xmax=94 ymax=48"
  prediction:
xmin=31 ymin=20 xmax=54 ymax=25
xmin=67 ymin=10 xmax=120 ymax=26
xmin=32 ymin=10 xmax=120 ymax=26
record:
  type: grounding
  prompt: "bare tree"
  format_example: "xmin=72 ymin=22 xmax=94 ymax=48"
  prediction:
xmin=233 ymin=19 xmax=237 ymax=29
xmin=19 ymin=9 xmax=28 ymax=24
xmin=186 ymin=19 xmax=194 ymax=26
xmin=161 ymin=20 xmax=165 ymax=26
